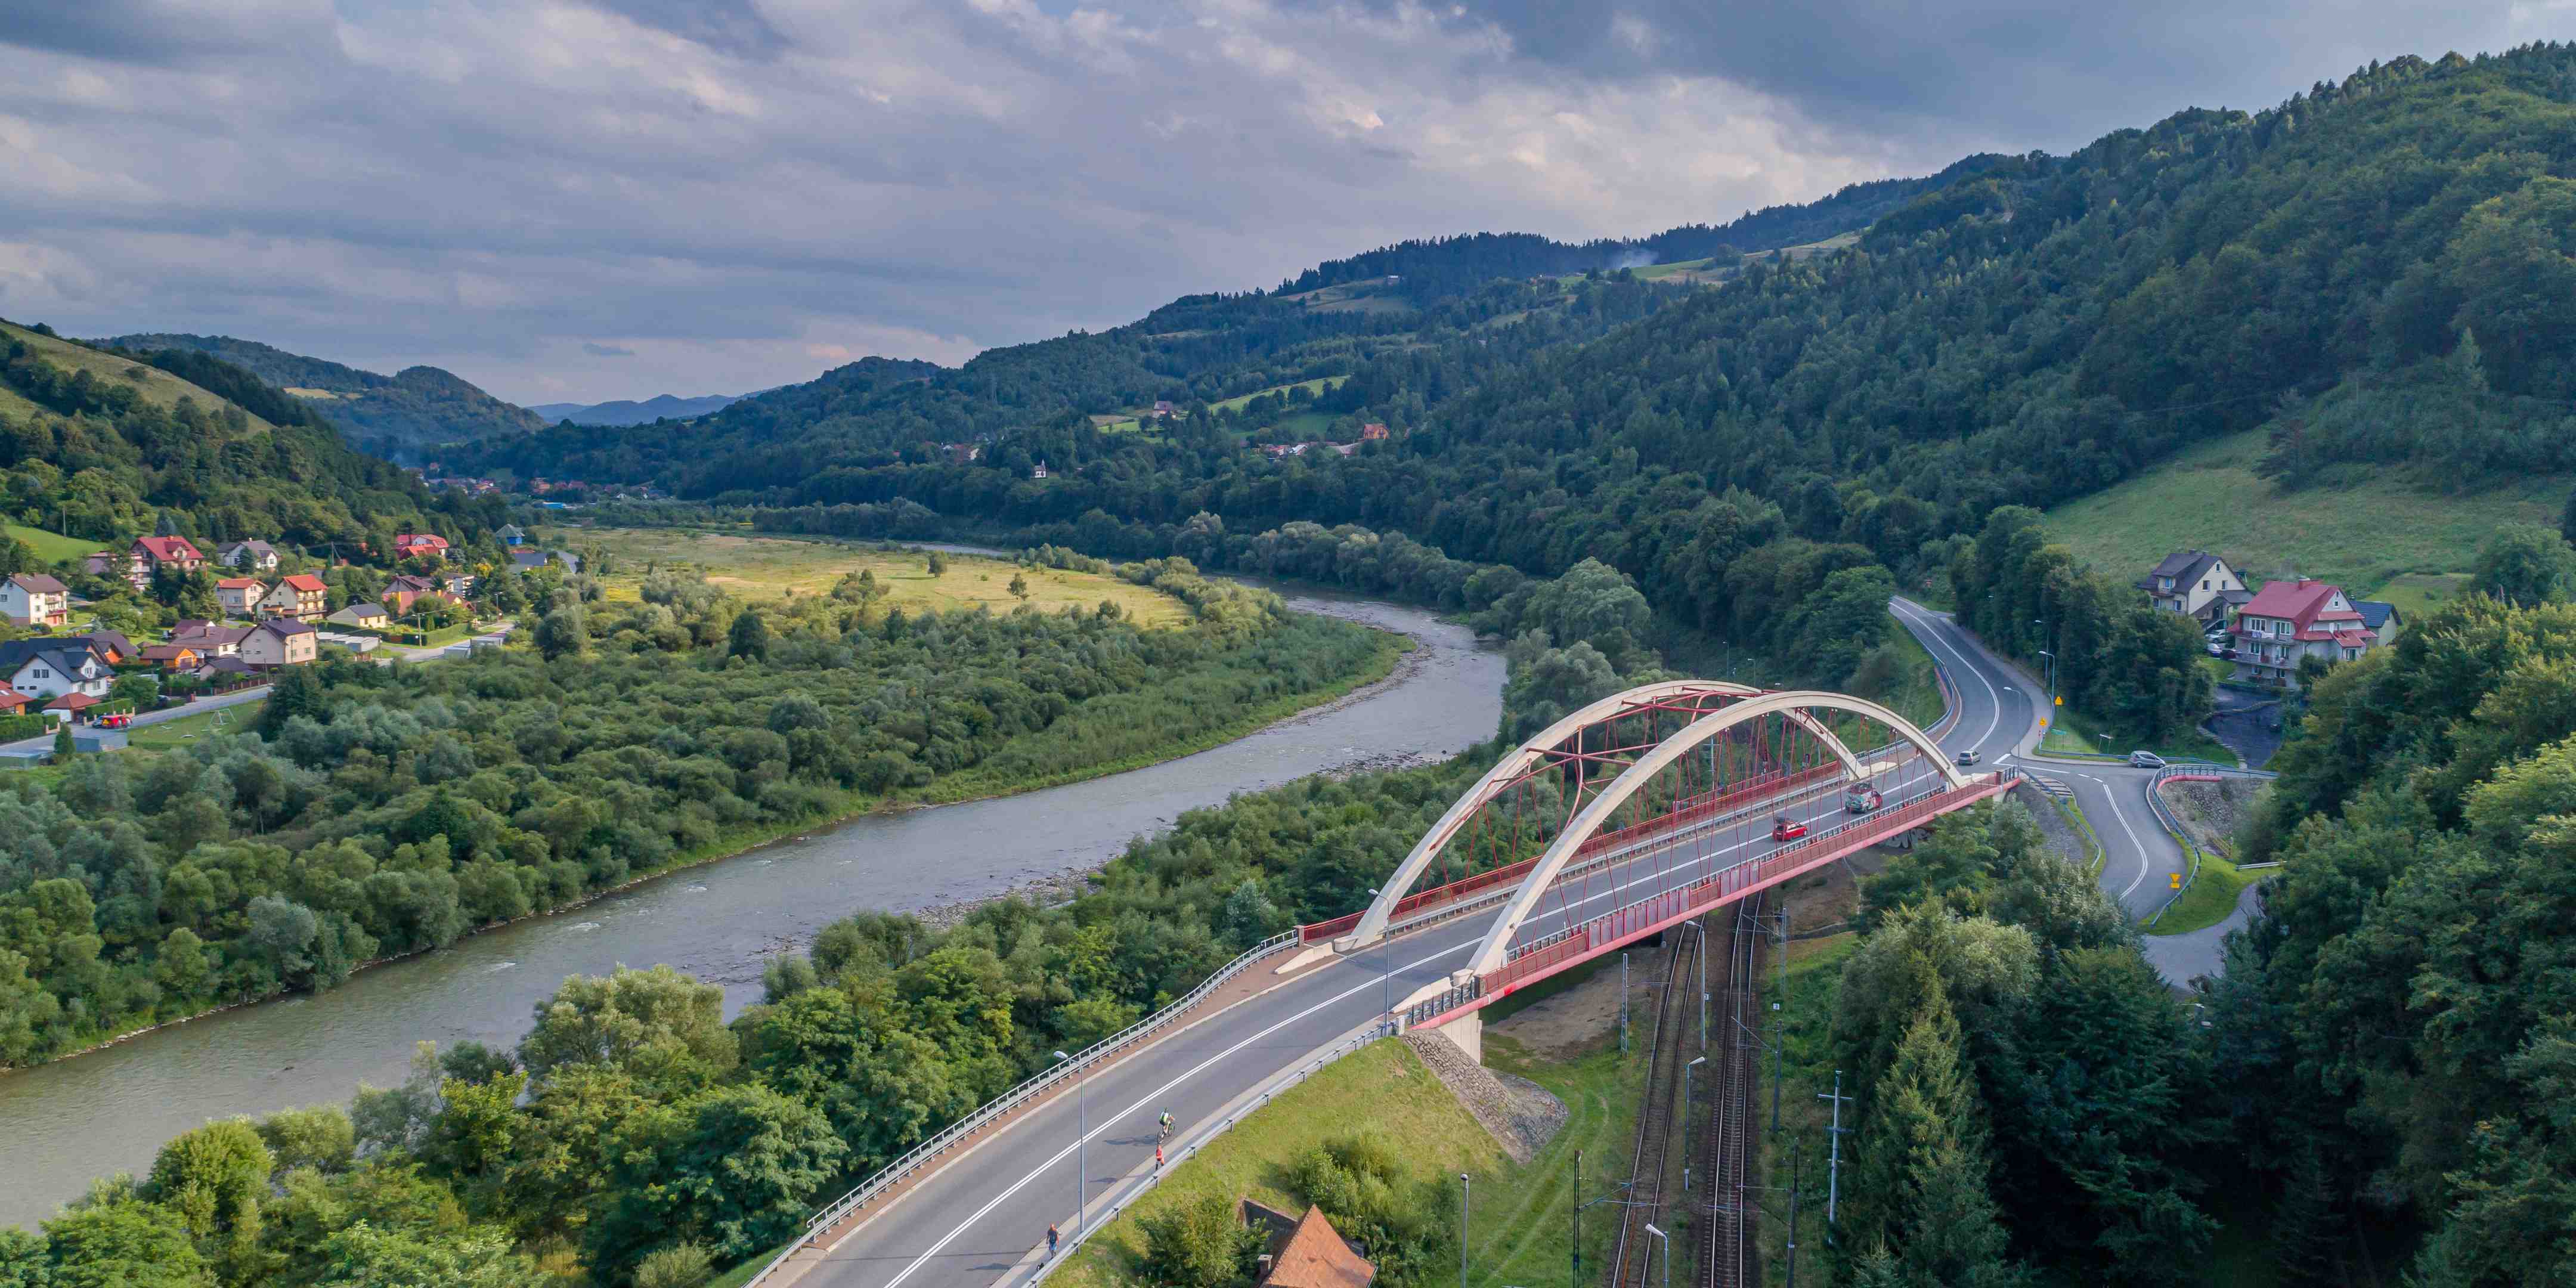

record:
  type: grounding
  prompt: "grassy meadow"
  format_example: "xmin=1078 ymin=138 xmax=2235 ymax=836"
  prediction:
xmin=0 ymin=321 xmax=280 ymax=433
xmin=5 ymin=522 xmax=95 ymax=564
xmin=577 ymin=528 xmax=1191 ymax=627
xmin=2045 ymin=428 xmax=2568 ymax=601
xmin=1053 ymin=1034 xmax=1636 ymax=1288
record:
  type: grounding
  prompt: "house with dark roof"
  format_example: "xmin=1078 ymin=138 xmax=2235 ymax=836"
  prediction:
xmin=0 ymin=573 xmax=69 ymax=628
xmin=2135 ymin=550 xmax=2249 ymax=626
xmin=496 ymin=524 xmax=526 ymax=546
xmin=2231 ymin=578 xmax=2374 ymax=686
xmin=79 ymin=631 xmax=136 ymax=665
xmin=2351 ymin=599 xmax=2404 ymax=646
xmin=0 ymin=639 xmax=114 ymax=702
xmin=173 ymin=623 xmax=254 ymax=658
xmin=240 ymin=618 xmax=317 ymax=668
xmin=216 ymin=539 xmax=281 ymax=571
xmin=326 ymin=602 xmax=391 ymax=630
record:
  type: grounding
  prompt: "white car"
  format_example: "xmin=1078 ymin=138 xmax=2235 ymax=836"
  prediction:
xmin=2128 ymin=750 xmax=2166 ymax=769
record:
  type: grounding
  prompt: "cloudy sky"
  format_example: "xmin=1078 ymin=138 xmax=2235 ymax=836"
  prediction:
xmin=0 ymin=1 xmax=2552 ymax=405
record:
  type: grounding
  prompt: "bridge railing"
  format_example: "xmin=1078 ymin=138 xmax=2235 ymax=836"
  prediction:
xmin=741 ymin=927 xmax=1300 ymax=1287
xmin=1475 ymin=775 xmax=2008 ymax=1001
xmin=1301 ymin=761 xmax=1852 ymax=945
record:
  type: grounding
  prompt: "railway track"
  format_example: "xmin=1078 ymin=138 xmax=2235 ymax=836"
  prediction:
xmin=1699 ymin=897 xmax=1764 ymax=1288
xmin=1606 ymin=923 xmax=1703 ymax=1288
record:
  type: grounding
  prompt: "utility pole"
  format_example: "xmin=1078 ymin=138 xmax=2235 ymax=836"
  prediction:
xmin=1772 ymin=905 xmax=1787 ymax=1132
xmin=1819 ymin=1071 xmax=1852 ymax=1230
xmin=1785 ymin=1148 xmax=1801 ymax=1288
xmin=1620 ymin=952 xmax=1630 ymax=1054
xmin=1571 ymin=1150 xmax=1581 ymax=1288
xmin=1697 ymin=919 xmax=1708 ymax=1050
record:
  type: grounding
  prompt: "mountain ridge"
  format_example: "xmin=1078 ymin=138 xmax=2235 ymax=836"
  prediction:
xmin=92 ymin=332 xmax=544 ymax=454
xmin=526 ymin=392 xmax=744 ymax=425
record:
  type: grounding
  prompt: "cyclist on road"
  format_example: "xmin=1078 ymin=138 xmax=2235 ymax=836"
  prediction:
xmin=1158 ymin=1110 xmax=1174 ymax=1140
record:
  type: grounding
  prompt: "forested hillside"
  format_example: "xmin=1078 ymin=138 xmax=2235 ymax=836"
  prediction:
xmin=0 ymin=320 xmax=483 ymax=557
xmin=95 ymin=333 xmax=545 ymax=456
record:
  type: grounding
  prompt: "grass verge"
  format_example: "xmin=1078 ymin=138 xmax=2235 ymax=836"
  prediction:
xmin=2144 ymin=846 xmax=2252 ymax=937
xmin=5 ymin=522 xmax=95 ymax=565
xmin=1754 ymin=924 xmax=1862 ymax=1288
xmin=2037 ymin=700 xmax=2235 ymax=764
xmin=122 ymin=701 xmax=264 ymax=751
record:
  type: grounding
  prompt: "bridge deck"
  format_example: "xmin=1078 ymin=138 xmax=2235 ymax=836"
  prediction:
xmin=1414 ymin=775 xmax=2010 ymax=1025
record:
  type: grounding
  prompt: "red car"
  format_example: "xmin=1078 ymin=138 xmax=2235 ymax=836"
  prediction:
xmin=99 ymin=713 xmax=133 ymax=730
xmin=1770 ymin=815 xmax=1808 ymax=842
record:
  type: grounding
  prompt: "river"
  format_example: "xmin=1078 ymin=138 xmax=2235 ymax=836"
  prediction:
xmin=0 ymin=593 xmax=1502 ymax=1230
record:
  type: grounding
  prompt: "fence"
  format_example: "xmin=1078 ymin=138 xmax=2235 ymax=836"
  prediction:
xmin=740 ymin=929 xmax=1301 ymax=1288
xmin=1021 ymin=1021 xmax=1396 ymax=1287
xmin=1472 ymin=776 xmax=2008 ymax=1001
xmin=2140 ymin=764 xmax=2277 ymax=928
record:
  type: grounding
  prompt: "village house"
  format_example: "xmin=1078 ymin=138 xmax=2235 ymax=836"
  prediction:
xmin=132 ymin=534 xmax=206 ymax=582
xmin=216 ymin=577 xmax=267 ymax=617
xmin=138 ymin=643 xmax=203 ymax=671
xmin=257 ymin=573 xmax=329 ymax=622
xmin=1150 ymin=400 xmax=1179 ymax=418
xmin=81 ymin=631 xmax=136 ymax=665
xmin=2135 ymin=550 xmax=2250 ymax=627
xmin=441 ymin=571 xmax=478 ymax=597
xmin=173 ymin=623 xmax=253 ymax=659
xmin=85 ymin=548 xmax=145 ymax=589
xmin=496 ymin=524 xmax=526 ymax=546
xmin=2231 ymin=578 xmax=2375 ymax=686
xmin=1360 ymin=422 xmax=1389 ymax=441
xmin=2352 ymin=599 xmax=2404 ymax=646
xmin=0 ymin=573 xmax=70 ymax=628
xmin=392 ymin=532 xmax=451 ymax=561
xmin=239 ymin=618 xmax=317 ymax=668
xmin=192 ymin=655 xmax=255 ymax=686
xmin=382 ymin=573 xmax=451 ymax=615
xmin=326 ymin=602 xmax=391 ymax=630
xmin=1241 ymin=1202 xmax=1375 ymax=1288
xmin=44 ymin=692 xmax=101 ymax=724
xmin=1031 ymin=461 xmax=1049 ymax=479
xmin=216 ymin=539 xmax=281 ymax=571
xmin=0 ymin=639 xmax=113 ymax=704
xmin=0 ymin=688 xmax=33 ymax=718
xmin=509 ymin=550 xmax=583 ymax=575
xmin=940 ymin=443 xmax=982 ymax=464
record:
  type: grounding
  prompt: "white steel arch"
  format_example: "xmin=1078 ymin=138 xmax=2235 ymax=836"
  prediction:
xmin=1461 ymin=690 xmax=1962 ymax=975
xmin=1347 ymin=680 xmax=1869 ymax=946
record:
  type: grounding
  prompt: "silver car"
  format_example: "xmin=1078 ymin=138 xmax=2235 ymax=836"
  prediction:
xmin=2128 ymin=750 xmax=2166 ymax=769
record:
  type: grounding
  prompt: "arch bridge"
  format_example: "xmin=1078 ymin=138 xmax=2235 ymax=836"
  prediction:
xmin=1304 ymin=682 xmax=2010 ymax=1035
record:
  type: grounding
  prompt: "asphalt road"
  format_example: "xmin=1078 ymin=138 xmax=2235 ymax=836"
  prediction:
xmin=793 ymin=754 xmax=1954 ymax=1288
xmin=1888 ymin=598 xmax=2192 ymax=919
xmin=787 ymin=603 xmax=2206 ymax=1288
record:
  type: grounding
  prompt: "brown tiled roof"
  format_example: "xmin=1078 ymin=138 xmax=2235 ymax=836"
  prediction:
xmin=1262 ymin=1209 xmax=1374 ymax=1288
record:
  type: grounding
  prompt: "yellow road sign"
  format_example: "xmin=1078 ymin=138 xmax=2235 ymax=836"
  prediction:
xmin=2170 ymin=873 xmax=2182 ymax=889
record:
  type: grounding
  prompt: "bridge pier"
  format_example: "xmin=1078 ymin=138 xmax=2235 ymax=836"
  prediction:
xmin=1429 ymin=1010 xmax=1483 ymax=1064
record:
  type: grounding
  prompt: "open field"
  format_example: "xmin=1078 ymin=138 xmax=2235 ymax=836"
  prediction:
xmin=0 ymin=321 xmax=279 ymax=434
xmin=123 ymin=701 xmax=264 ymax=751
xmin=2045 ymin=428 xmax=2567 ymax=596
xmin=5 ymin=522 xmax=95 ymax=564
xmin=1209 ymin=376 xmax=1346 ymax=416
xmin=1054 ymin=1032 xmax=1635 ymax=1288
xmin=578 ymin=528 xmax=1191 ymax=626
xmin=2368 ymin=572 xmax=2470 ymax=621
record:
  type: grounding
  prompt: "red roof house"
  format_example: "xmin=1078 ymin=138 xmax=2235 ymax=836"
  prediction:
xmin=2230 ymin=578 xmax=2374 ymax=686
xmin=393 ymin=532 xmax=450 ymax=561
xmin=132 ymin=535 xmax=206 ymax=576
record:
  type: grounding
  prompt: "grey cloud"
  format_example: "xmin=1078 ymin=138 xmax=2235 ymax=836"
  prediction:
xmin=1361 ymin=0 xmax=2529 ymax=149
xmin=0 ymin=0 xmax=2542 ymax=406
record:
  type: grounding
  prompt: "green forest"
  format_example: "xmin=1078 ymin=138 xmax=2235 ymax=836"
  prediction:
xmin=94 ymin=333 xmax=548 ymax=456
xmin=0 ymin=555 xmax=1386 ymax=1069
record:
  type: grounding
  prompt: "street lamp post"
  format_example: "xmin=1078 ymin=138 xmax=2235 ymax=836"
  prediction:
xmin=1460 ymin=1174 xmax=1472 ymax=1288
xmin=1367 ymin=888 xmax=1391 ymax=1015
xmin=1644 ymin=1224 xmax=1669 ymax=1288
xmin=1052 ymin=1050 xmax=1085 ymax=1233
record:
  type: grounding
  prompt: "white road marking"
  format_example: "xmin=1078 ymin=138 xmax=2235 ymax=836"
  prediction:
xmin=1893 ymin=601 xmax=2006 ymax=753
xmin=2096 ymin=779 xmax=2157 ymax=901
xmin=874 ymin=766 xmax=1950 ymax=1288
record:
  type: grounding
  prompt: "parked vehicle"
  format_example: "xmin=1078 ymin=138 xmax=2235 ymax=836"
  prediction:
xmin=2128 ymin=750 xmax=2166 ymax=768
xmin=1954 ymin=748 xmax=1981 ymax=767
xmin=1770 ymin=815 xmax=1809 ymax=842
xmin=98 ymin=713 xmax=133 ymax=730
xmin=2206 ymin=642 xmax=2226 ymax=657
xmin=1843 ymin=782 xmax=1884 ymax=813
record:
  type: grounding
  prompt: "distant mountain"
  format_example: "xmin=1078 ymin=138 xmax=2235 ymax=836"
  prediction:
xmin=525 ymin=392 xmax=743 ymax=426
xmin=91 ymin=333 xmax=544 ymax=454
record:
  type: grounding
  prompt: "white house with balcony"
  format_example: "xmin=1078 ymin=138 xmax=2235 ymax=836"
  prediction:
xmin=2230 ymin=578 xmax=2374 ymax=686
